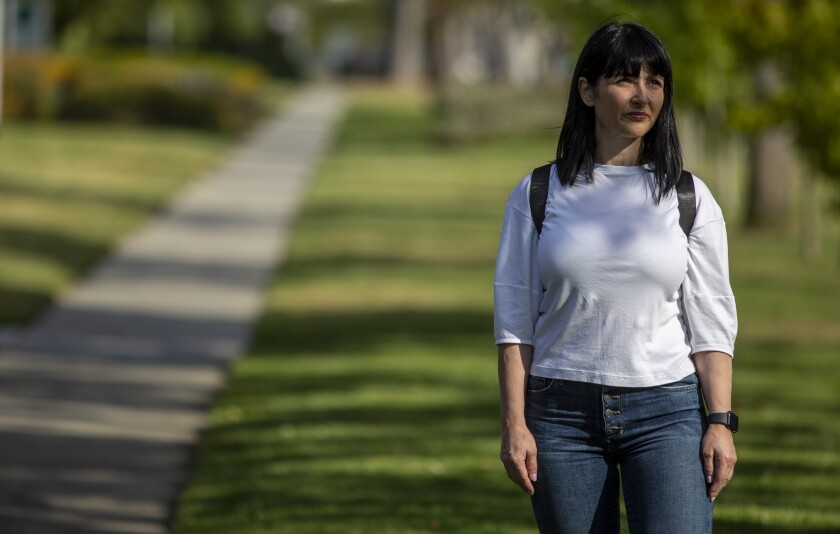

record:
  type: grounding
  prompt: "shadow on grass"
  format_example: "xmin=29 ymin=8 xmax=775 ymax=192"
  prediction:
xmin=300 ymin=200 xmax=504 ymax=227
xmin=0 ymin=223 xmax=108 ymax=324
xmin=0 ymin=287 xmax=53 ymax=325
xmin=250 ymin=307 xmax=493 ymax=354
xmin=713 ymin=520 xmax=838 ymax=534
xmin=277 ymin=254 xmax=496 ymax=277
xmin=174 ymin=304 xmax=840 ymax=533
xmin=171 ymin=306 xmax=534 ymax=533
xmin=0 ymin=225 xmax=109 ymax=270
xmin=0 ymin=177 xmax=163 ymax=213
xmin=178 ymin=390 xmax=531 ymax=533
xmin=0 ymin=213 xmax=141 ymax=327
xmin=177 ymin=470 xmax=535 ymax=534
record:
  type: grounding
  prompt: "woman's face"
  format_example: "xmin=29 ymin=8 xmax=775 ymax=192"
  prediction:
xmin=578 ymin=68 xmax=665 ymax=145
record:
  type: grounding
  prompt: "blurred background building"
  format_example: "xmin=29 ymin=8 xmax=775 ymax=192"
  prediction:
xmin=3 ymin=0 xmax=52 ymax=50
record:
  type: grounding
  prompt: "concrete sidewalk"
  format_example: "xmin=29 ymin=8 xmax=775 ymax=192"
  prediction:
xmin=0 ymin=87 xmax=345 ymax=533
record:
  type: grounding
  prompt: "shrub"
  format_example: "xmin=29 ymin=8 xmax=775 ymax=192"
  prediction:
xmin=2 ymin=52 xmax=268 ymax=134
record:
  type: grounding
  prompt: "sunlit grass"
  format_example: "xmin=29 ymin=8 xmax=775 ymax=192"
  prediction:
xmin=0 ymin=121 xmax=230 ymax=325
xmin=173 ymin=84 xmax=840 ymax=533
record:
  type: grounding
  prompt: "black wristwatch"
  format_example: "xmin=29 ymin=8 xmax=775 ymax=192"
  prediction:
xmin=708 ymin=411 xmax=739 ymax=433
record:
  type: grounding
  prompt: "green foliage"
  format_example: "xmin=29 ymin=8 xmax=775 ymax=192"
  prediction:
xmin=533 ymin=0 xmax=840 ymax=182
xmin=779 ymin=1 xmax=840 ymax=178
xmin=2 ymin=52 xmax=267 ymax=133
xmin=54 ymin=0 xmax=259 ymax=51
xmin=52 ymin=0 xmax=306 ymax=77
xmin=0 ymin=122 xmax=230 ymax=326
xmin=295 ymin=0 xmax=385 ymax=46
xmin=172 ymin=86 xmax=840 ymax=533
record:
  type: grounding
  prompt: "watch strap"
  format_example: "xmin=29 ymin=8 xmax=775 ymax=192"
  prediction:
xmin=708 ymin=411 xmax=738 ymax=433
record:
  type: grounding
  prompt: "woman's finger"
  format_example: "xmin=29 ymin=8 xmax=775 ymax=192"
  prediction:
xmin=502 ymin=455 xmax=534 ymax=495
xmin=513 ymin=460 xmax=535 ymax=495
xmin=702 ymin=448 xmax=714 ymax=485
xmin=709 ymin=454 xmax=735 ymax=502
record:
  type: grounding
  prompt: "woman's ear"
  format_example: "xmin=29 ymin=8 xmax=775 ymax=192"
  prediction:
xmin=578 ymin=77 xmax=595 ymax=107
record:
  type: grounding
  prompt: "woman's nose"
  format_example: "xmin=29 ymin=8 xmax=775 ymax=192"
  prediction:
xmin=631 ymin=83 xmax=648 ymax=105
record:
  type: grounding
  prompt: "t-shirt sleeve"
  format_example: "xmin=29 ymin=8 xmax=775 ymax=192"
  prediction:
xmin=494 ymin=174 xmax=542 ymax=345
xmin=680 ymin=176 xmax=738 ymax=357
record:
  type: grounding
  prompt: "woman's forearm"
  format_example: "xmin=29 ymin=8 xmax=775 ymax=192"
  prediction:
xmin=498 ymin=343 xmax=533 ymax=428
xmin=693 ymin=350 xmax=737 ymax=502
xmin=498 ymin=343 xmax=538 ymax=494
xmin=692 ymin=351 xmax=732 ymax=413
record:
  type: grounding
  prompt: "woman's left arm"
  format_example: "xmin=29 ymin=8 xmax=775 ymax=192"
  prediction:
xmin=693 ymin=350 xmax=736 ymax=502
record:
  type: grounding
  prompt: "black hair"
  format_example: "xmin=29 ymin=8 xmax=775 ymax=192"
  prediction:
xmin=554 ymin=21 xmax=682 ymax=203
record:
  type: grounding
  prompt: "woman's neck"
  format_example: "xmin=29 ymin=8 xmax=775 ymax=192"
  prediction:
xmin=594 ymin=137 xmax=643 ymax=166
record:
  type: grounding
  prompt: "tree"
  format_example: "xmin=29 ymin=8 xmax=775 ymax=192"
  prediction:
xmin=52 ymin=0 xmax=308 ymax=76
xmin=427 ymin=0 xmax=559 ymax=87
xmin=535 ymin=0 xmax=840 ymax=243
xmin=388 ymin=0 xmax=426 ymax=84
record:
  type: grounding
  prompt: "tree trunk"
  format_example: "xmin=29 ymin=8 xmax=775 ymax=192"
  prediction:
xmin=745 ymin=127 xmax=793 ymax=232
xmin=744 ymin=62 xmax=793 ymax=232
xmin=800 ymin=167 xmax=821 ymax=261
xmin=147 ymin=2 xmax=174 ymax=54
xmin=0 ymin=0 xmax=5 ymax=129
xmin=427 ymin=1 xmax=454 ymax=85
xmin=390 ymin=0 xmax=426 ymax=85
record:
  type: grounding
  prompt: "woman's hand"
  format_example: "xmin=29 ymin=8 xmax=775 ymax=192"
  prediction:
xmin=498 ymin=343 xmax=536 ymax=495
xmin=702 ymin=424 xmax=736 ymax=502
xmin=501 ymin=423 xmax=538 ymax=495
xmin=693 ymin=350 xmax=736 ymax=502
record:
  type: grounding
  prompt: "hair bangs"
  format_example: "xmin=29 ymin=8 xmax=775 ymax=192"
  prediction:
xmin=601 ymin=28 xmax=671 ymax=82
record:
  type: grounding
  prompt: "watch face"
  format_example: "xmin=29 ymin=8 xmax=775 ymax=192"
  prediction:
xmin=728 ymin=412 xmax=739 ymax=433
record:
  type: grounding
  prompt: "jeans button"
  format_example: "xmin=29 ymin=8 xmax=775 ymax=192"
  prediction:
xmin=605 ymin=409 xmax=614 ymax=417
xmin=603 ymin=394 xmax=611 ymax=402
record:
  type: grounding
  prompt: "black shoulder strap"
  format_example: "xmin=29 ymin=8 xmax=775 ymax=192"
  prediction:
xmin=529 ymin=164 xmax=696 ymax=237
xmin=677 ymin=170 xmax=696 ymax=238
xmin=529 ymin=164 xmax=552 ymax=235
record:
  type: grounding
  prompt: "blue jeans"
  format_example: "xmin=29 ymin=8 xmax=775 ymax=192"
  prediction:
xmin=525 ymin=373 xmax=713 ymax=534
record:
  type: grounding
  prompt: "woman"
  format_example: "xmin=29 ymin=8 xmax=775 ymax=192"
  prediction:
xmin=494 ymin=21 xmax=738 ymax=533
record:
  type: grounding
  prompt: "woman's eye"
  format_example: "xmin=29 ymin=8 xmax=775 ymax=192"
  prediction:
xmin=648 ymin=78 xmax=664 ymax=86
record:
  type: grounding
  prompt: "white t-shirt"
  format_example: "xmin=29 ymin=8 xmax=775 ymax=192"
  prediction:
xmin=494 ymin=163 xmax=737 ymax=387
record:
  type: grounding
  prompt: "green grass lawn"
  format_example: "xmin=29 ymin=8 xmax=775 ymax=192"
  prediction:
xmin=173 ymin=85 xmax=840 ymax=533
xmin=0 ymin=121 xmax=230 ymax=326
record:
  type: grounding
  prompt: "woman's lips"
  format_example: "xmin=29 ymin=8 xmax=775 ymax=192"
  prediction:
xmin=626 ymin=112 xmax=649 ymax=120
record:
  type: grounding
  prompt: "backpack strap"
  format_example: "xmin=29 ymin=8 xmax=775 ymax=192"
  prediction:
xmin=677 ymin=170 xmax=696 ymax=238
xmin=529 ymin=164 xmax=552 ymax=235
xmin=529 ymin=164 xmax=696 ymax=238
